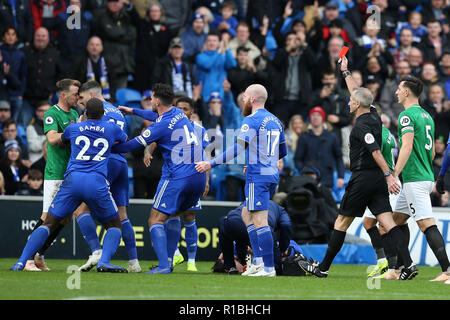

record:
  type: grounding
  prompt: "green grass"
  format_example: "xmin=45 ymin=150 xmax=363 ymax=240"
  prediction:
xmin=0 ymin=259 xmax=448 ymax=300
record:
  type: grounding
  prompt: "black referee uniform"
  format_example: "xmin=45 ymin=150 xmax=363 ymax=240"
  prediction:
xmin=339 ymin=108 xmax=391 ymax=217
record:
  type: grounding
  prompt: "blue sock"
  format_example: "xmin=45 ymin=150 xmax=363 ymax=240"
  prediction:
xmin=18 ymin=226 xmax=50 ymax=265
xmin=121 ymin=219 xmax=137 ymax=261
xmin=165 ymin=217 xmax=181 ymax=265
xmin=150 ymin=223 xmax=169 ymax=269
xmin=98 ymin=227 xmax=121 ymax=265
xmin=256 ymin=226 xmax=274 ymax=271
xmin=184 ymin=220 xmax=198 ymax=261
xmin=247 ymin=224 xmax=262 ymax=265
xmin=76 ymin=213 xmax=101 ymax=253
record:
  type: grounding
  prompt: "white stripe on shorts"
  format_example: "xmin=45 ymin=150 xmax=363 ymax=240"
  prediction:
xmin=154 ymin=180 xmax=169 ymax=209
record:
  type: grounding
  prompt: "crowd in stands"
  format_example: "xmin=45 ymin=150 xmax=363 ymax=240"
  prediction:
xmin=0 ymin=0 xmax=449 ymax=207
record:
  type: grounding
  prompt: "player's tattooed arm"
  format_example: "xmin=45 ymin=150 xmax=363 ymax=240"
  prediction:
xmin=143 ymin=142 xmax=157 ymax=167
xmin=46 ymin=130 xmax=64 ymax=146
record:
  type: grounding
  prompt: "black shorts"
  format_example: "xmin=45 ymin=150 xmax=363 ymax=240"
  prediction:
xmin=339 ymin=169 xmax=391 ymax=218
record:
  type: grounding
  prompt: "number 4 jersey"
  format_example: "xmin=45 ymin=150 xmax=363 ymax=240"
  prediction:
xmin=398 ymin=105 xmax=435 ymax=183
xmin=63 ymin=120 xmax=127 ymax=178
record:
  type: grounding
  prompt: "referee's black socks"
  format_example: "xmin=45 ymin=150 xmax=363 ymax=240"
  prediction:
xmin=386 ymin=225 xmax=413 ymax=268
xmin=424 ymin=225 xmax=450 ymax=272
xmin=319 ymin=229 xmax=346 ymax=272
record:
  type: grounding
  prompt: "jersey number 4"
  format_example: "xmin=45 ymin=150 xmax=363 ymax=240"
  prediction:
xmin=75 ymin=136 xmax=109 ymax=161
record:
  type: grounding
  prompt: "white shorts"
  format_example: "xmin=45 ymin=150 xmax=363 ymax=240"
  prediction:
xmin=394 ymin=181 xmax=434 ymax=221
xmin=43 ymin=180 xmax=63 ymax=213
xmin=364 ymin=179 xmax=401 ymax=220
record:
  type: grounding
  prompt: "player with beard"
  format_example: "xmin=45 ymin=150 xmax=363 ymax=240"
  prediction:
xmin=23 ymin=79 xmax=81 ymax=271
xmin=195 ymin=84 xmax=287 ymax=277
xmin=298 ymin=56 xmax=418 ymax=280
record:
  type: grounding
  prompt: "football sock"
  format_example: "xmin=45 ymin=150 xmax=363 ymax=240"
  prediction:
xmin=381 ymin=233 xmax=397 ymax=270
xmin=165 ymin=217 xmax=181 ymax=266
xmin=386 ymin=226 xmax=412 ymax=268
xmin=184 ymin=219 xmax=198 ymax=262
xmin=98 ymin=227 xmax=121 ymax=265
xmin=256 ymin=226 xmax=274 ymax=272
xmin=396 ymin=224 xmax=410 ymax=268
xmin=121 ymin=218 xmax=138 ymax=261
xmin=366 ymin=226 xmax=386 ymax=261
xmin=174 ymin=248 xmax=181 ymax=256
xmin=247 ymin=224 xmax=262 ymax=265
xmin=424 ymin=225 xmax=450 ymax=272
xmin=18 ymin=226 xmax=50 ymax=265
xmin=319 ymin=229 xmax=346 ymax=272
xmin=29 ymin=219 xmax=44 ymax=260
xmin=76 ymin=213 xmax=101 ymax=253
xmin=37 ymin=221 xmax=64 ymax=256
xmin=150 ymin=223 xmax=169 ymax=269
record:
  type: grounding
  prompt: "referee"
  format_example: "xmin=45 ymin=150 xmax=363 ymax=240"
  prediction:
xmin=299 ymin=56 xmax=417 ymax=280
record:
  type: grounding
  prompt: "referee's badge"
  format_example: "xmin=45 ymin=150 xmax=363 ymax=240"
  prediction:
xmin=400 ymin=116 xmax=411 ymax=126
xmin=45 ymin=116 xmax=54 ymax=125
xmin=142 ymin=129 xmax=151 ymax=138
xmin=364 ymin=133 xmax=375 ymax=144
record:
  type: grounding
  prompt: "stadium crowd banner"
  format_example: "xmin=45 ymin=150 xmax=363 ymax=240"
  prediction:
xmin=1 ymin=196 xmax=449 ymax=266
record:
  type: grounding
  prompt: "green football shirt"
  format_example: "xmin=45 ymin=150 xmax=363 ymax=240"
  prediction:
xmin=397 ymin=105 xmax=435 ymax=183
xmin=381 ymin=126 xmax=396 ymax=172
xmin=43 ymin=104 xmax=79 ymax=180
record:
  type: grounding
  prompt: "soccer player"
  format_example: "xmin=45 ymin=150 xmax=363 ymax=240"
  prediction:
xmin=111 ymin=83 xmax=207 ymax=274
xmin=298 ymin=56 xmax=418 ymax=280
xmin=75 ymin=81 xmax=142 ymax=273
xmin=11 ymin=98 xmax=128 ymax=272
xmin=391 ymin=76 xmax=450 ymax=282
xmin=23 ymin=79 xmax=80 ymax=271
xmin=195 ymin=84 xmax=287 ymax=277
xmin=435 ymin=135 xmax=449 ymax=194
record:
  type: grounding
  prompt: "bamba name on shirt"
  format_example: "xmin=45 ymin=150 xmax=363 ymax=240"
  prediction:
xmin=168 ymin=112 xmax=188 ymax=130
xmin=79 ymin=125 xmax=105 ymax=133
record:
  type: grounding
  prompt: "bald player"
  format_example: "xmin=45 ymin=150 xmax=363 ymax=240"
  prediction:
xmin=196 ymin=84 xmax=287 ymax=277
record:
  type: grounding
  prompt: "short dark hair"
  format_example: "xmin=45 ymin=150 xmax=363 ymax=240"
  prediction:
xmin=56 ymin=79 xmax=81 ymax=95
xmin=400 ymin=76 xmax=423 ymax=98
xmin=426 ymin=18 xmax=441 ymax=26
xmin=80 ymin=80 xmax=102 ymax=94
xmin=176 ymin=96 xmax=194 ymax=110
xmin=2 ymin=26 xmax=17 ymax=37
xmin=28 ymin=169 xmax=43 ymax=181
xmin=207 ymin=30 xmax=220 ymax=39
xmin=152 ymin=83 xmax=174 ymax=106
xmin=2 ymin=118 xmax=17 ymax=130
xmin=86 ymin=97 xmax=104 ymax=120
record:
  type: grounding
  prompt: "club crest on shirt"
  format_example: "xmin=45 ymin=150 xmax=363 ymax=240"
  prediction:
xmin=241 ymin=124 xmax=249 ymax=132
xmin=142 ymin=129 xmax=151 ymax=138
xmin=364 ymin=133 xmax=375 ymax=144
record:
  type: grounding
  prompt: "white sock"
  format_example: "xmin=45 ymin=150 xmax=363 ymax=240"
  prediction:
xmin=188 ymin=258 xmax=195 ymax=264
xmin=174 ymin=248 xmax=181 ymax=256
xmin=377 ymin=258 xmax=387 ymax=264
xmin=253 ymin=257 xmax=263 ymax=265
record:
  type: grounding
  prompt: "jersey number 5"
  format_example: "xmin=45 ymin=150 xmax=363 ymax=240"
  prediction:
xmin=425 ymin=125 xmax=432 ymax=151
xmin=75 ymin=136 xmax=109 ymax=161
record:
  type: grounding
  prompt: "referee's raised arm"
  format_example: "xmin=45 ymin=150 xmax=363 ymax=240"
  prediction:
xmin=338 ymin=56 xmax=359 ymax=93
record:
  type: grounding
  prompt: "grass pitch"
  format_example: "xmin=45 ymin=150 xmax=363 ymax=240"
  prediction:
xmin=0 ymin=259 xmax=448 ymax=300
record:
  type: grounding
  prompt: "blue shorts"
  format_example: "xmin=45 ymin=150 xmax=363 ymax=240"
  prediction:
xmin=153 ymin=172 xmax=206 ymax=215
xmin=107 ymin=158 xmax=129 ymax=207
xmin=244 ymin=181 xmax=277 ymax=211
xmin=49 ymin=172 xmax=119 ymax=224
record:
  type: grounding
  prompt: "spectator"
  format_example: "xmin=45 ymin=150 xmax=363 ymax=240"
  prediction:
xmin=0 ymin=101 xmax=15 ymax=132
xmin=30 ymin=139 xmax=46 ymax=175
xmin=433 ymin=137 xmax=447 ymax=178
xmin=0 ymin=139 xmax=28 ymax=195
xmin=0 ymin=52 xmax=21 ymax=117
xmin=152 ymin=37 xmax=199 ymax=100
xmin=84 ymin=0 xmax=107 ymax=18
xmin=196 ymin=31 xmax=236 ymax=100
xmin=44 ymin=0 xmax=94 ymax=72
xmin=0 ymin=0 xmax=34 ymax=46
xmin=423 ymin=83 xmax=446 ymax=118
xmin=407 ymin=46 xmax=424 ymax=77
xmin=194 ymin=6 xmax=214 ymax=34
xmin=313 ymin=36 xmax=347 ymax=88
xmin=22 ymin=27 xmax=62 ymax=126
xmin=180 ymin=13 xmax=208 ymax=63
xmin=390 ymin=28 xmax=415 ymax=67
xmin=16 ymin=168 xmax=43 ymax=195
xmin=0 ymin=118 xmax=30 ymax=165
xmin=434 ymin=101 xmax=450 ymax=144
xmin=196 ymin=91 xmax=225 ymax=135
xmin=395 ymin=11 xmax=428 ymax=44
xmin=369 ymin=0 xmax=397 ymax=40
xmin=96 ymin=0 xmax=136 ymax=100
xmin=159 ymin=0 xmax=193 ymax=35
xmin=26 ymin=101 xmax=50 ymax=164
xmin=362 ymin=56 xmax=389 ymax=91
xmin=311 ymin=70 xmax=350 ymax=144
xmin=294 ymin=106 xmax=345 ymax=190
xmin=418 ymin=19 xmax=450 ymax=64
xmin=30 ymin=0 xmax=67 ymax=33
xmin=438 ymin=51 xmax=450 ymax=98
xmin=194 ymin=0 xmax=245 ymax=21
xmin=1 ymin=27 xmax=27 ymax=126
xmin=421 ymin=0 xmax=448 ymax=25
xmin=221 ymin=79 xmax=242 ymax=130
xmin=66 ymin=36 xmax=113 ymax=101
xmin=284 ymin=114 xmax=304 ymax=174
xmin=210 ymin=1 xmax=239 ymax=38
xmin=0 ymin=170 xmax=5 ymax=195
xmin=420 ymin=62 xmax=440 ymax=99
xmin=227 ymin=22 xmax=261 ymax=65
xmin=379 ymin=60 xmax=412 ymax=127
xmin=271 ymin=30 xmax=316 ymax=123
xmin=127 ymin=0 xmax=173 ymax=93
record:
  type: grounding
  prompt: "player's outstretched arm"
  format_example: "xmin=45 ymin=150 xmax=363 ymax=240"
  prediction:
xmin=195 ymin=139 xmax=248 ymax=173
xmin=111 ymin=138 xmax=142 ymax=154
xmin=118 ymin=106 xmax=159 ymax=122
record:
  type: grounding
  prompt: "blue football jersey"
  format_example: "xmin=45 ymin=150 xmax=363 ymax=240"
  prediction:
xmin=102 ymin=101 xmax=127 ymax=163
xmin=64 ymin=120 xmax=127 ymax=178
xmin=237 ymin=109 xmax=286 ymax=183
xmin=134 ymin=107 xmax=203 ymax=179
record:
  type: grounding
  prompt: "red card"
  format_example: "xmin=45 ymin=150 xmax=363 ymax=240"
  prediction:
xmin=338 ymin=46 xmax=349 ymax=58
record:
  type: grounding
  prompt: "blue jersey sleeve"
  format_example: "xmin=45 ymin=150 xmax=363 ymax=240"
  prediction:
xmin=237 ymin=117 xmax=257 ymax=144
xmin=115 ymin=124 xmax=128 ymax=143
xmin=63 ymin=123 xmax=74 ymax=140
xmin=201 ymin=126 xmax=210 ymax=149
xmin=133 ymin=108 xmax=159 ymax=122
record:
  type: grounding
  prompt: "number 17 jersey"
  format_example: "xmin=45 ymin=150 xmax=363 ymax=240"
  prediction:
xmin=398 ymin=105 xmax=434 ymax=183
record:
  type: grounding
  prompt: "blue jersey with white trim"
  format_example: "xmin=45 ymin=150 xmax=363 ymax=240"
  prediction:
xmin=135 ymin=107 xmax=203 ymax=179
xmin=237 ymin=109 xmax=286 ymax=183
xmin=63 ymin=120 xmax=127 ymax=178
xmin=102 ymin=101 xmax=127 ymax=163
